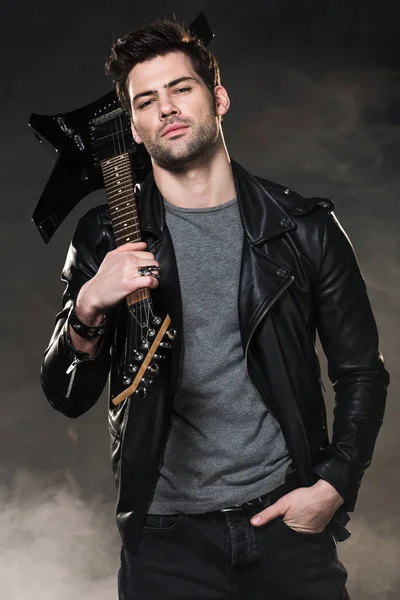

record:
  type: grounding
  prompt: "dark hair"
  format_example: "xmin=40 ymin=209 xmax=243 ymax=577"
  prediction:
xmin=105 ymin=19 xmax=221 ymax=117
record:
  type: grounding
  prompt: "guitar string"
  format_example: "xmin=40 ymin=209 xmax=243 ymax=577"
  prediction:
xmin=119 ymin=111 xmax=144 ymax=356
xmin=107 ymin=113 xmax=158 ymax=387
xmin=113 ymin=114 xmax=138 ymax=376
xmin=109 ymin=117 xmax=134 ymax=380
xmin=121 ymin=111 xmax=155 ymax=349
xmin=107 ymin=117 xmax=128 ymax=381
xmin=115 ymin=112 xmax=147 ymax=371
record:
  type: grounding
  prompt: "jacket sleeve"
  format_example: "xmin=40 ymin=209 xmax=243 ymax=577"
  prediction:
xmin=312 ymin=210 xmax=390 ymax=511
xmin=40 ymin=208 xmax=114 ymax=418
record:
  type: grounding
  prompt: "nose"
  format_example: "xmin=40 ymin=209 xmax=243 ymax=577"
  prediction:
xmin=159 ymin=96 xmax=180 ymax=120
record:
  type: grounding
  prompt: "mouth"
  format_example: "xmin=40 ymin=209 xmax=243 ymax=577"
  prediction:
xmin=161 ymin=124 xmax=190 ymax=137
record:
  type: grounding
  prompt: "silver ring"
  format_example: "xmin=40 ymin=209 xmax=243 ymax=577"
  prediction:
xmin=138 ymin=265 xmax=160 ymax=279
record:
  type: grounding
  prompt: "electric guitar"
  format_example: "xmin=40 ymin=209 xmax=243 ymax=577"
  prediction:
xmin=29 ymin=13 xmax=214 ymax=403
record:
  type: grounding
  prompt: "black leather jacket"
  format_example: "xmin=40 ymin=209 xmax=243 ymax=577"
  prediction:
xmin=41 ymin=160 xmax=389 ymax=553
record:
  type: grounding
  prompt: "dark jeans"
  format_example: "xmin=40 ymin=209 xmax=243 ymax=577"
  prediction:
xmin=118 ymin=500 xmax=349 ymax=599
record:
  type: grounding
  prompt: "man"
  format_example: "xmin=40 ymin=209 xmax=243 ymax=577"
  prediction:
xmin=41 ymin=19 xmax=390 ymax=600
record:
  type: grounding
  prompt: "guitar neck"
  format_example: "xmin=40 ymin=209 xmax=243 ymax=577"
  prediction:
xmin=100 ymin=153 xmax=150 ymax=307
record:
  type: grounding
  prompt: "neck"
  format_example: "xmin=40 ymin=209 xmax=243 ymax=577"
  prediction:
xmin=152 ymin=136 xmax=236 ymax=209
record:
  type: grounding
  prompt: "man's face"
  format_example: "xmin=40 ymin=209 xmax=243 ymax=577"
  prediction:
xmin=127 ymin=52 xmax=227 ymax=169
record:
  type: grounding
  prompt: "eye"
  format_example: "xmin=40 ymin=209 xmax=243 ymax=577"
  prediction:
xmin=138 ymin=99 xmax=153 ymax=110
xmin=175 ymin=87 xmax=191 ymax=94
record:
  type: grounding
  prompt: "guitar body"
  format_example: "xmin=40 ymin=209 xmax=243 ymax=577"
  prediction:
xmin=30 ymin=90 xmax=151 ymax=243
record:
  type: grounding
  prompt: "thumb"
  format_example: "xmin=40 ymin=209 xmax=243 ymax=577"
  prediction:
xmin=251 ymin=499 xmax=286 ymax=526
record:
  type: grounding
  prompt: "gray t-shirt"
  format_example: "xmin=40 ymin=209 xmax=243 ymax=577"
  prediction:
xmin=148 ymin=198 xmax=293 ymax=514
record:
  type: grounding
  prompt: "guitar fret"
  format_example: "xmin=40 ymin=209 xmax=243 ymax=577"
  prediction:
xmin=107 ymin=186 xmax=134 ymax=200
xmin=105 ymin=154 xmax=130 ymax=173
xmin=113 ymin=229 xmax=140 ymax=245
xmin=110 ymin=205 xmax=137 ymax=215
xmin=102 ymin=167 xmax=132 ymax=182
xmin=102 ymin=172 xmax=132 ymax=185
xmin=114 ymin=224 xmax=139 ymax=233
xmin=100 ymin=154 xmax=141 ymax=250
xmin=105 ymin=169 xmax=132 ymax=179
xmin=109 ymin=208 xmax=137 ymax=221
xmin=103 ymin=170 xmax=131 ymax=183
xmin=108 ymin=200 xmax=134 ymax=212
xmin=106 ymin=179 xmax=133 ymax=193
xmin=108 ymin=190 xmax=133 ymax=202
xmin=103 ymin=154 xmax=130 ymax=167
xmin=104 ymin=173 xmax=132 ymax=185
xmin=112 ymin=214 xmax=139 ymax=226
xmin=108 ymin=201 xmax=135 ymax=211
xmin=107 ymin=181 xmax=132 ymax=194
xmin=113 ymin=218 xmax=139 ymax=231
xmin=115 ymin=232 xmax=141 ymax=244
xmin=112 ymin=219 xmax=138 ymax=231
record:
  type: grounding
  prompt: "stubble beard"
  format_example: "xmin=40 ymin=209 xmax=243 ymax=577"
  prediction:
xmin=137 ymin=112 xmax=220 ymax=171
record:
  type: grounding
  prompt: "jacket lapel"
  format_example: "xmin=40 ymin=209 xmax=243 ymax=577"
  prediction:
xmin=232 ymin=160 xmax=296 ymax=350
xmin=238 ymin=242 xmax=295 ymax=351
xmin=232 ymin=159 xmax=296 ymax=244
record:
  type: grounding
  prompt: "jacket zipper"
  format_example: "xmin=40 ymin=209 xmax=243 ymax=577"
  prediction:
xmin=108 ymin=417 xmax=120 ymax=439
xmin=65 ymin=356 xmax=85 ymax=399
xmin=308 ymin=329 xmax=327 ymax=393
xmin=306 ymin=330 xmax=328 ymax=435
xmin=244 ymin=275 xmax=295 ymax=420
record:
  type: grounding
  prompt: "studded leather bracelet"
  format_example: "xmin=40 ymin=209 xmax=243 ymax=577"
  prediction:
xmin=68 ymin=305 xmax=107 ymax=339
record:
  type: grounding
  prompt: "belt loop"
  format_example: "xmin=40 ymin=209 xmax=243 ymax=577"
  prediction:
xmin=262 ymin=494 xmax=272 ymax=508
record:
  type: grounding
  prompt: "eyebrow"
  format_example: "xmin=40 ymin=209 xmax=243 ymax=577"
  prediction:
xmin=132 ymin=76 xmax=199 ymax=104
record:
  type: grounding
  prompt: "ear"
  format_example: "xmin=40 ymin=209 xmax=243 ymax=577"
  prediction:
xmin=214 ymin=85 xmax=230 ymax=118
xmin=130 ymin=119 xmax=143 ymax=144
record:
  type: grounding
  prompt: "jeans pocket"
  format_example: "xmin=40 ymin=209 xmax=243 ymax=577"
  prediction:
xmin=143 ymin=513 xmax=183 ymax=531
xmin=277 ymin=517 xmax=328 ymax=538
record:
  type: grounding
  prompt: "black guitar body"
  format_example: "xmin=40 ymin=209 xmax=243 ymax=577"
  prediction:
xmin=30 ymin=12 xmax=214 ymax=243
xmin=30 ymin=91 xmax=151 ymax=242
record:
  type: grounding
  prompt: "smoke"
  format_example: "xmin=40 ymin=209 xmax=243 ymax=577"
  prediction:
xmin=1 ymin=1 xmax=399 ymax=599
xmin=0 ymin=469 xmax=119 ymax=600
xmin=1 ymin=471 xmax=400 ymax=599
xmin=227 ymin=61 xmax=400 ymax=196
xmin=339 ymin=515 xmax=400 ymax=599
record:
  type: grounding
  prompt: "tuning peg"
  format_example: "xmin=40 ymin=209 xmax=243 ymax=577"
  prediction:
xmin=166 ymin=328 xmax=177 ymax=340
xmin=122 ymin=375 xmax=132 ymax=386
xmin=128 ymin=364 xmax=138 ymax=373
xmin=135 ymin=387 xmax=147 ymax=398
xmin=141 ymin=376 xmax=154 ymax=386
xmin=153 ymin=316 xmax=162 ymax=325
xmin=154 ymin=353 xmax=166 ymax=360
xmin=147 ymin=328 xmax=156 ymax=337
xmin=159 ymin=341 xmax=172 ymax=349
xmin=133 ymin=350 xmax=144 ymax=361
xmin=147 ymin=363 xmax=159 ymax=374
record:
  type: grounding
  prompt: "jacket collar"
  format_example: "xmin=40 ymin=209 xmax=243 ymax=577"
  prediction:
xmin=231 ymin=160 xmax=297 ymax=245
xmin=137 ymin=159 xmax=297 ymax=246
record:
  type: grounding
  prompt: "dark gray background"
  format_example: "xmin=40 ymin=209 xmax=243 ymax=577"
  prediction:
xmin=1 ymin=1 xmax=399 ymax=598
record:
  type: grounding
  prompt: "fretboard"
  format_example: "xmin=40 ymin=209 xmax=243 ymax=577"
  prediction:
xmin=101 ymin=152 xmax=150 ymax=306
